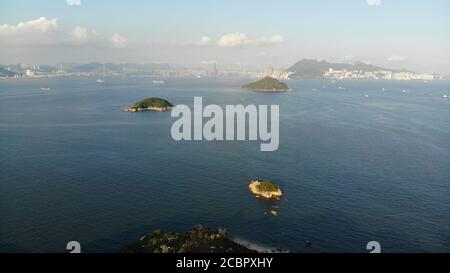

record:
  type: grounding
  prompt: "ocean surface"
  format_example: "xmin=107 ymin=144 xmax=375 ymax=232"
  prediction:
xmin=0 ymin=77 xmax=449 ymax=253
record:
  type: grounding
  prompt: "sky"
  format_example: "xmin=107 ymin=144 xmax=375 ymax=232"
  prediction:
xmin=0 ymin=0 xmax=449 ymax=73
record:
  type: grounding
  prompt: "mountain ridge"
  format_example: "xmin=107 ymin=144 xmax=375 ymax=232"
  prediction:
xmin=287 ymin=59 xmax=401 ymax=79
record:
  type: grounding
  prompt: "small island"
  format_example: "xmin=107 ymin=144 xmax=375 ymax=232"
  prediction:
xmin=123 ymin=225 xmax=258 ymax=253
xmin=242 ymin=76 xmax=290 ymax=92
xmin=124 ymin=98 xmax=173 ymax=112
xmin=249 ymin=180 xmax=283 ymax=200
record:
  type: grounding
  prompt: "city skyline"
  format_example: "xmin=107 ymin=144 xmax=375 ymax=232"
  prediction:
xmin=1 ymin=0 xmax=449 ymax=74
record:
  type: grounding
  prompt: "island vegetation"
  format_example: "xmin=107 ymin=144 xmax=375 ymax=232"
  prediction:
xmin=242 ymin=76 xmax=290 ymax=92
xmin=124 ymin=98 xmax=173 ymax=112
xmin=123 ymin=225 xmax=258 ymax=253
xmin=249 ymin=180 xmax=283 ymax=200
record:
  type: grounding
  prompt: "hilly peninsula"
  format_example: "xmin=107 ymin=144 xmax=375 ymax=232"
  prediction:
xmin=287 ymin=59 xmax=389 ymax=80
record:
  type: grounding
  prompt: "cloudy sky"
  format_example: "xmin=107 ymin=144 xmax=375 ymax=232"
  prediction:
xmin=0 ymin=0 xmax=449 ymax=73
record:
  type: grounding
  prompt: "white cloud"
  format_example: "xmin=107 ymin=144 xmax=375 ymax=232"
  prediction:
xmin=0 ymin=17 xmax=62 ymax=46
xmin=367 ymin=0 xmax=382 ymax=6
xmin=68 ymin=26 xmax=97 ymax=45
xmin=197 ymin=36 xmax=212 ymax=46
xmin=111 ymin=33 xmax=127 ymax=48
xmin=217 ymin=33 xmax=284 ymax=48
xmin=66 ymin=0 xmax=81 ymax=6
xmin=253 ymin=35 xmax=284 ymax=46
xmin=387 ymin=55 xmax=406 ymax=62
xmin=0 ymin=17 xmax=58 ymax=34
xmin=217 ymin=33 xmax=249 ymax=48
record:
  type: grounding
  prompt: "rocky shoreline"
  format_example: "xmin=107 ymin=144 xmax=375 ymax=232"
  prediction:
xmin=123 ymin=106 xmax=173 ymax=112
xmin=123 ymin=225 xmax=257 ymax=253
xmin=248 ymin=180 xmax=283 ymax=200
xmin=123 ymin=225 xmax=289 ymax=253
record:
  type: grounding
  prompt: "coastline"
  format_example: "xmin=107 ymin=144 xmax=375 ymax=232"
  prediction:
xmin=123 ymin=106 xmax=173 ymax=112
xmin=243 ymin=88 xmax=291 ymax=92
xmin=248 ymin=180 xmax=283 ymax=200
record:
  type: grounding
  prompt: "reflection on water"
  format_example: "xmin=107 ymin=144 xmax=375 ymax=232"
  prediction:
xmin=0 ymin=77 xmax=449 ymax=252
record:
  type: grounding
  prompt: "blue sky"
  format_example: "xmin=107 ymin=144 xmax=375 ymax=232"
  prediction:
xmin=1 ymin=0 xmax=449 ymax=73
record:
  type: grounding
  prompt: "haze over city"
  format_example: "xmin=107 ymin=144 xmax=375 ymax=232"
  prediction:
xmin=1 ymin=0 xmax=449 ymax=74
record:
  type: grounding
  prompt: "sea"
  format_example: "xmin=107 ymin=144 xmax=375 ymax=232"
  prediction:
xmin=0 ymin=76 xmax=449 ymax=253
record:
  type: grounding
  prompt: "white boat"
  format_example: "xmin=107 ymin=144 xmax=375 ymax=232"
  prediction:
xmin=152 ymin=80 xmax=165 ymax=84
xmin=96 ymin=79 xmax=105 ymax=84
xmin=364 ymin=94 xmax=369 ymax=98
xmin=443 ymin=94 xmax=448 ymax=99
xmin=40 ymin=87 xmax=50 ymax=91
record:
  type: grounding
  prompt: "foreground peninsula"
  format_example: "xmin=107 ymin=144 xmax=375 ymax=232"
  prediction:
xmin=123 ymin=225 xmax=257 ymax=253
xmin=242 ymin=76 xmax=290 ymax=92
xmin=124 ymin=98 xmax=173 ymax=112
xmin=249 ymin=180 xmax=283 ymax=200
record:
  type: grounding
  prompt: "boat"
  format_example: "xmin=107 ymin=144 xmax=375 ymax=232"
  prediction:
xmin=152 ymin=80 xmax=165 ymax=84
xmin=364 ymin=94 xmax=369 ymax=98
xmin=96 ymin=79 xmax=105 ymax=84
xmin=40 ymin=87 xmax=50 ymax=91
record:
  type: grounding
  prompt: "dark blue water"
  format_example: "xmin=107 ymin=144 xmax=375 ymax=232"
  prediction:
xmin=0 ymin=77 xmax=449 ymax=253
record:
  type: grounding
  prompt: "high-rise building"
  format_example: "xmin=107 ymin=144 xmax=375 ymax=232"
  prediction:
xmin=212 ymin=62 xmax=218 ymax=76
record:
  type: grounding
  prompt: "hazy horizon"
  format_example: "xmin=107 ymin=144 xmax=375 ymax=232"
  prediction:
xmin=1 ymin=0 xmax=449 ymax=74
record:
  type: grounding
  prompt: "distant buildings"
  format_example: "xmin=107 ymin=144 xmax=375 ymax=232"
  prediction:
xmin=258 ymin=67 xmax=293 ymax=80
xmin=323 ymin=68 xmax=437 ymax=81
xmin=212 ymin=62 xmax=218 ymax=76
xmin=0 ymin=62 xmax=443 ymax=81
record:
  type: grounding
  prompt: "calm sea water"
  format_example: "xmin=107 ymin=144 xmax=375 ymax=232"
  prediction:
xmin=0 ymin=77 xmax=449 ymax=253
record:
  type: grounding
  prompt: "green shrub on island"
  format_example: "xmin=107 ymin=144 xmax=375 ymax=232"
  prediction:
xmin=248 ymin=180 xmax=283 ymax=200
xmin=242 ymin=76 xmax=290 ymax=92
xmin=255 ymin=181 xmax=280 ymax=193
xmin=123 ymin=225 xmax=257 ymax=253
xmin=124 ymin=98 xmax=174 ymax=112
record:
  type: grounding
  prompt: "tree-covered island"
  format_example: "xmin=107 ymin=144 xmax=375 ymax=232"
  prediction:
xmin=242 ymin=76 xmax=290 ymax=92
xmin=124 ymin=98 xmax=174 ymax=112
xmin=248 ymin=180 xmax=283 ymax=200
xmin=123 ymin=225 xmax=258 ymax=253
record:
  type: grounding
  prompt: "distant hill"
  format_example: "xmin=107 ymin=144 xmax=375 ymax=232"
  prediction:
xmin=70 ymin=62 xmax=174 ymax=73
xmin=243 ymin=76 xmax=290 ymax=92
xmin=287 ymin=59 xmax=388 ymax=79
xmin=0 ymin=67 xmax=20 ymax=77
